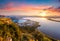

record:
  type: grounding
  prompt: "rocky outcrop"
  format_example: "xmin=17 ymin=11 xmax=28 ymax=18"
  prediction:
xmin=18 ymin=19 xmax=40 ymax=28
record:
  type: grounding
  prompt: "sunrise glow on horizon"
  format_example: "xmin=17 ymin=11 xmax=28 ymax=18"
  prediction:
xmin=0 ymin=0 xmax=60 ymax=16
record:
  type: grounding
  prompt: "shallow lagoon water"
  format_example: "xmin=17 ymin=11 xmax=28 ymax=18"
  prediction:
xmin=23 ymin=17 xmax=60 ymax=40
xmin=18 ymin=19 xmax=27 ymax=23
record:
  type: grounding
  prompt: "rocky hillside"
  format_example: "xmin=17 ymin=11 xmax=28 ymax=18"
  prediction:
xmin=0 ymin=17 xmax=58 ymax=41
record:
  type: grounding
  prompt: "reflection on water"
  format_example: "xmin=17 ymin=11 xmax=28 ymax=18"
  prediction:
xmin=23 ymin=17 xmax=60 ymax=40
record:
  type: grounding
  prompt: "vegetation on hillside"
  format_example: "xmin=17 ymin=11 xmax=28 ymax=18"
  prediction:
xmin=0 ymin=17 xmax=59 ymax=41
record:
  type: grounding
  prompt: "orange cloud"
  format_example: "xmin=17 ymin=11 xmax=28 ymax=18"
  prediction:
xmin=1 ymin=2 xmax=52 ymax=11
xmin=0 ymin=2 xmax=60 ymax=16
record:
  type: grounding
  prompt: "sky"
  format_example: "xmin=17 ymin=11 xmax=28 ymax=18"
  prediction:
xmin=0 ymin=0 xmax=60 ymax=16
xmin=0 ymin=0 xmax=60 ymax=8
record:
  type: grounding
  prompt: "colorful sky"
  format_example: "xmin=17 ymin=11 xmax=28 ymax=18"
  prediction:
xmin=0 ymin=0 xmax=60 ymax=16
xmin=0 ymin=0 xmax=60 ymax=8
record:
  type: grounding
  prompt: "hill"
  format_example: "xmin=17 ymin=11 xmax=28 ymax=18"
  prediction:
xmin=0 ymin=17 xmax=58 ymax=41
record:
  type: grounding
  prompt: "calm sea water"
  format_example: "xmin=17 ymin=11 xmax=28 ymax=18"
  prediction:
xmin=23 ymin=17 xmax=60 ymax=40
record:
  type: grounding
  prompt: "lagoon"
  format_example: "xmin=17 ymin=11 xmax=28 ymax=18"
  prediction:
xmin=23 ymin=17 xmax=60 ymax=40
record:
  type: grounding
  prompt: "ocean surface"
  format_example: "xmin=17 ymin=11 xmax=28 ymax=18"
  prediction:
xmin=23 ymin=17 xmax=60 ymax=40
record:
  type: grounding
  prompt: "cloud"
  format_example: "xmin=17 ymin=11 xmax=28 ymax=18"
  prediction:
xmin=0 ymin=2 xmax=52 ymax=12
xmin=1 ymin=2 xmax=60 ymax=12
xmin=0 ymin=4 xmax=60 ymax=16
xmin=59 ymin=0 xmax=60 ymax=2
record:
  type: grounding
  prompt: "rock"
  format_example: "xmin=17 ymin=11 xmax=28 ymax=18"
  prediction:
xmin=0 ymin=17 xmax=13 ymax=24
xmin=18 ymin=19 xmax=40 ymax=28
